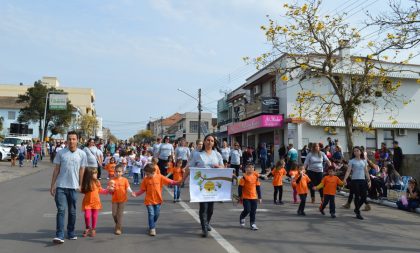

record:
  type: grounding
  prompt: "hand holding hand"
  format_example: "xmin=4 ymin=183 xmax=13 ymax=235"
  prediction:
xmin=131 ymin=192 xmax=137 ymax=197
xmin=258 ymin=199 xmax=262 ymax=204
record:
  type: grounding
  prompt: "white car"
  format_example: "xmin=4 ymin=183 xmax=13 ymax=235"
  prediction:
xmin=0 ymin=144 xmax=11 ymax=161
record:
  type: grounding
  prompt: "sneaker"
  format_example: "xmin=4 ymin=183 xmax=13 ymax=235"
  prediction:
xmin=90 ymin=229 xmax=96 ymax=237
xmin=207 ymin=224 xmax=212 ymax=231
xmin=201 ymin=228 xmax=208 ymax=237
xmin=363 ymin=203 xmax=371 ymax=211
xmin=273 ymin=201 xmax=278 ymax=205
xmin=82 ymin=229 xmax=90 ymax=237
xmin=342 ymin=203 xmax=350 ymax=209
xmin=68 ymin=235 xmax=77 ymax=240
xmin=240 ymin=219 xmax=245 ymax=227
xmin=278 ymin=201 xmax=284 ymax=205
xmin=149 ymin=228 xmax=156 ymax=236
xmin=250 ymin=224 xmax=259 ymax=230
xmin=319 ymin=208 xmax=325 ymax=215
xmin=331 ymin=214 xmax=336 ymax=218
xmin=301 ymin=211 xmax=306 ymax=216
xmin=356 ymin=214 xmax=364 ymax=220
xmin=53 ymin=237 xmax=64 ymax=244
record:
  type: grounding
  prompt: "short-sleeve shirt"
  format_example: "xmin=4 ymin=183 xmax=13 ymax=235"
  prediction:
xmin=349 ymin=159 xmax=367 ymax=180
xmin=320 ymin=175 xmax=344 ymax=195
xmin=220 ymin=147 xmax=231 ymax=161
xmin=82 ymin=181 xmax=103 ymax=210
xmin=304 ymin=152 xmax=328 ymax=173
xmin=287 ymin=148 xmax=298 ymax=162
xmin=111 ymin=177 xmax=130 ymax=203
xmin=175 ymin=146 xmax=190 ymax=160
xmin=158 ymin=143 xmax=174 ymax=160
xmin=229 ymin=149 xmax=242 ymax=165
xmin=83 ymin=146 xmax=100 ymax=168
xmin=152 ymin=143 xmax=161 ymax=158
xmin=272 ymin=167 xmax=287 ymax=186
xmin=189 ymin=150 xmax=224 ymax=168
xmin=240 ymin=173 xmax=261 ymax=199
xmin=54 ymin=148 xmax=87 ymax=189
xmin=140 ymin=174 xmax=172 ymax=205
xmin=294 ymin=174 xmax=311 ymax=194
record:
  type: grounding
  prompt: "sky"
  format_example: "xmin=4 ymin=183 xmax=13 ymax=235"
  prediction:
xmin=0 ymin=0 xmax=418 ymax=139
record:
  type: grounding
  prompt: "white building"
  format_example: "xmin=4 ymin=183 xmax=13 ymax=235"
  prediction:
xmin=172 ymin=112 xmax=216 ymax=143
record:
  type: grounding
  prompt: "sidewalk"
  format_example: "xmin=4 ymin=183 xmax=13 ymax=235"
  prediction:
xmin=0 ymin=159 xmax=51 ymax=183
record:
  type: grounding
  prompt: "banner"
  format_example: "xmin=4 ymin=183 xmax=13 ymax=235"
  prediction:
xmin=189 ymin=168 xmax=233 ymax=203
xmin=49 ymin=94 xmax=67 ymax=110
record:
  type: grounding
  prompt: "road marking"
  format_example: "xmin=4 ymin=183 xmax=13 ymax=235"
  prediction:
xmin=164 ymin=187 xmax=240 ymax=253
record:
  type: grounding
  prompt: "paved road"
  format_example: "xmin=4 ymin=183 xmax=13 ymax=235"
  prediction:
xmin=1 ymin=161 xmax=419 ymax=253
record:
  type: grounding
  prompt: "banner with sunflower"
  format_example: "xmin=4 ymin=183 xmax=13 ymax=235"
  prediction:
xmin=189 ymin=168 xmax=233 ymax=202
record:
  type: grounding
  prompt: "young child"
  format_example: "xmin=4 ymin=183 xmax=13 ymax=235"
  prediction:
xmin=293 ymin=165 xmax=311 ymax=216
xmin=238 ymin=164 xmax=262 ymax=230
xmin=289 ymin=164 xmax=299 ymax=204
xmin=132 ymin=155 xmax=142 ymax=185
xmin=105 ymin=157 xmax=117 ymax=179
xmin=167 ymin=159 xmax=185 ymax=202
xmin=271 ymin=160 xmax=287 ymax=205
xmin=313 ymin=166 xmax=344 ymax=218
xmin=152 ymin=158 xmax=161 ymax=175
xmin=133 ymin=164 xmax=179 ymax=236
xmin=81 ymin=168 xmax=111 ymax=237
xmin=109 ymin=164 xmax=133 ymax=235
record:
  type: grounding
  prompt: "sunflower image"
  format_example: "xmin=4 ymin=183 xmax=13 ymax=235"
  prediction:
xmin=204 ymin=181 xmax=215 ymax=192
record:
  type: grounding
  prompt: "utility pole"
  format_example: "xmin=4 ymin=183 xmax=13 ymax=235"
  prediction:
xmin=160 ymin=116 xmax=163 ymax=138
xmin=198 ymin=88 xmax=202 ymax=141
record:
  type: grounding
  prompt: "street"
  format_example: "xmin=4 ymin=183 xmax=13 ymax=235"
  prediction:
xmin=0 ymin=160 xmax=419 ymax=253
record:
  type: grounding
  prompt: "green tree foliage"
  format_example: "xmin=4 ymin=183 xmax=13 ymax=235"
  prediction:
xmin=17 ymin=81 xmax=73 ymax=140
xmin=131 ymin=129 xmax=153 ymax=143
xmin=78 ymin=114 xmax=99 ymax=138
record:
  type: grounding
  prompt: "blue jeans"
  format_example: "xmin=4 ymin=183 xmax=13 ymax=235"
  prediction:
xmin=174 ymin=185 xmax=180 ymax=200
xmin=54 ymin=187 xmax=77 ymax=239
xmin=32 ymin=154 xmax=39 ymax=166
xmin=133 ymin=173 xmax=139 ymax=184
xmin=146 ymin=204 xmax=161 ymax=229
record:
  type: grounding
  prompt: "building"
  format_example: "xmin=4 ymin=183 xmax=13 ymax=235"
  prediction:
xmin=220 ymin=50 xmax=420 ymax=179
xmin=147 ymin=113 xmax=183 ymax=139
xmin=0 ymin=76 xmax=96 ymax=139
xmin=170 ymin=112 xmax=216 ymax=143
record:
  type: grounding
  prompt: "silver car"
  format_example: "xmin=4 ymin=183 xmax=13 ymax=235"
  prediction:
xmin=0 ymin=144 xmax=11 ymax=161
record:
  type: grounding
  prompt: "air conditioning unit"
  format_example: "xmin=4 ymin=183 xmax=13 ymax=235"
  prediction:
xmin=398 ymin=129 xmax=407 ymax=136
xmin=254 ymin=85 xmax=261 ymax=94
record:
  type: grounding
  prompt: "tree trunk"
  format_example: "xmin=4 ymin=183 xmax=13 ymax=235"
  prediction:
xmin=38 ymin=118 xmax=42 ymax=140
xmin=343 ymin=111 xmax=354 ymax=154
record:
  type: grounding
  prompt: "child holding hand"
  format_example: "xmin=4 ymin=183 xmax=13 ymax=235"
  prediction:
xmin=312 ymin=166 xmax=344 ymax=218
xmin=270 ymin=160 xmax=287 ymax=205
xmin=167 ymin=159 xmax=185 ymax=202
xmin=239 ymin=164 xmax=262 ymax=230
xmin=293 ymin=165 xmax=311 ymax=216
xmin=133 ymin=164 xmax=180 ymax=236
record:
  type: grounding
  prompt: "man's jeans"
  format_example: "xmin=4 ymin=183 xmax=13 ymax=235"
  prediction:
xmin=55 ymin=187 xmax=77 ymax=239
xmin=146 ymin=204 xmax=161 ymax=229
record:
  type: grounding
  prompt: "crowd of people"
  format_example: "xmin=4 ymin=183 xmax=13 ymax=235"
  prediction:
xmin=47 ymin=131 xmax=418 ymax=244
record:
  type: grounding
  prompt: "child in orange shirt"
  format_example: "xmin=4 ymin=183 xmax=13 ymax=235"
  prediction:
xmin=109 ymin=164 xmax=134 ymax=235
xmin=105 ymin=157 xmax=116 ymax=179
xmin=167 ymin=159 xmax=185 ymax=202
xmin=289 ymin=164 xmax=299 ymax=204
xmin=313 ymin=166 xmax=344 ymax=218
xmin=152 ymin=158 xmax=161 ymax=175
xmin=293 ymin=165 xmax=311 ymax=216
xmin=81 ymin=168 xmax=111 ymax=237
xmin=133 ymin=164 xmax=180 ymax=236
xmin=271 ymin=160 xmax=287 ymax=205
xmin=239 ymin=164 xmax=262 ymax=230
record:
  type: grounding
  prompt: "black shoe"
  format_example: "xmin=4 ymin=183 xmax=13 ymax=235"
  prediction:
xmin=301 ymin=211 xmax=306 ymax=216
xmin=278 ymin=201 xmax=284 ymax=205
xmin=207 ymin=224 xmax=212 ymax=231
xmin=319 ymin=208 xmax=325 ymax=215
xmin=201 ymin=228 xmax=208 ymax=237
xmin=274 ymin=201 xmax=278 ymax=205
xmin=331 ymin=214 xmax=336 ymax=218
xmin=356 ymin=214 xmax=364 ymax=220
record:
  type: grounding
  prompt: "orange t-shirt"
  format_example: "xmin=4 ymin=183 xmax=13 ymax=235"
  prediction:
xmin=140 ymin=174 xmax=172 ymax=205
xmin=153 ymin=165 xmax=161 ymax=175
xmin=317 ymin=175 xmax=344 ymax=195
xmin=82 ymin=181 xmax=104 ymax=210
xmin=272 ymin=167 xmax=287 ymax=186
xmin=172 ymin=167 xmax=183 ymax=182
xmin=239 ymin=173 xmax=261 ymax=200
xmin=111 ymin=177 xmax=130 ymax=203
xmin=293 ymin=173 xmax=311 ymax=195
xmin=105 ymin=163 xmax=116 ymax=178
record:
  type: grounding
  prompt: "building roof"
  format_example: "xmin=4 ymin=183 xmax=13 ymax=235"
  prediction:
xmin=162 ymin=113 xmax=182 ymax=126
xmin=0 ymin=96 xmax=26 ymax=109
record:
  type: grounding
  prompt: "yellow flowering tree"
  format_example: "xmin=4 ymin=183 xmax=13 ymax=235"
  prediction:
xmin=249 ymin=0 xmax=413 ymax=152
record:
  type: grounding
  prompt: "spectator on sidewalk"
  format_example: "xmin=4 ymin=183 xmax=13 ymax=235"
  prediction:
xmin=50 ymin=131 xmax=87 ymax=244
xmin=396 ymin=178 xmax=420 ymax=212
xmin=286 ymin=143 xmax=298 ymax=173
xmin=278 ymin=144 xmax=287 ymax=160
xmin=392 ymin=141 xmax=404 ymax=174
xmin=259 ymin=143 xmax=268 ymax=175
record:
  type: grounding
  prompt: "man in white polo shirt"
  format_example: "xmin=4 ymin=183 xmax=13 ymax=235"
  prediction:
xmin=50 ymin=131 xmax=87 ymax=244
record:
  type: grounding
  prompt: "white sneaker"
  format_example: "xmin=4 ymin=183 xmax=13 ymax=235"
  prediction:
xmin=53 ymin=237 xmax=64 ymax=244
xmin=240 ymin=219 xmax=245 ymax=227
xmin=250 ymin=224 xmax=259 ymax=230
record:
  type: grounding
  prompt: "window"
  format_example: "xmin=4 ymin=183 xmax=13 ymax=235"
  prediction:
xmin=189 ymin=121 xmax=209 ymax=133
xmin=366 ymin=130 xmax=377 ymax=151
xmin=418 ymin=133 xmax=420 ymax=145
xmin=383 ymin=130 xmax=394 ymax=148
xmin=8 ymin=111 xmax=16 ymax=120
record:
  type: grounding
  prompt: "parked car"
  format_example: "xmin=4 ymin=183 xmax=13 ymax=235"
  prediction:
xmin=1 ymin=136 xmax=32 ymax=147
xmin=0 ymin=144 xmax=11 ymax=161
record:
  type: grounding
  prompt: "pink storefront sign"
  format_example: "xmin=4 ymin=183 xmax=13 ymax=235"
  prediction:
xmin=228 ymin=115 xmax=284 ymax=135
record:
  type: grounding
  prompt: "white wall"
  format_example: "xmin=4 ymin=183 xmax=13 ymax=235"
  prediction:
xmin=0 ymin=108 xmax=39 ymax=138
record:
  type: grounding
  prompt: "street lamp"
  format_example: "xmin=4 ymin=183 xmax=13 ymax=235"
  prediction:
xmin=177 ymin=88 xmax=202 ymax=140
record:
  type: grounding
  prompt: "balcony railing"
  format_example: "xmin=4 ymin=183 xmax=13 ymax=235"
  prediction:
xmin=241 ymin=97 xmax=279 ymax=120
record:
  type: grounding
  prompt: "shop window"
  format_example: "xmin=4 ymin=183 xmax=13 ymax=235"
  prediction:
xmin=366 ymin=130 xmax=377 ymax=151
xmin=383 ymin=130 xmax=394 ymax=148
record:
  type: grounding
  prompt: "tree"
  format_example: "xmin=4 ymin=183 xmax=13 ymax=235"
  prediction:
xmin=131 ymin=129 xmax=153 ymax=143
xmin=17 ymin=81 xmax=73 ymax=140
xmin=78 ymin=114 xmax=99 ymax=138
xmin=368 ymin=0 xmax=419 ymax=50
xmin=0 ymin=116 xmax=3 ymax=132
xmin=248 ymin=0 xmax=413 ymax=152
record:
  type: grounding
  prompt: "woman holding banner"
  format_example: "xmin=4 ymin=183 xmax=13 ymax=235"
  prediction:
xmin=183 ymin=134 xmax=224 ymax=238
